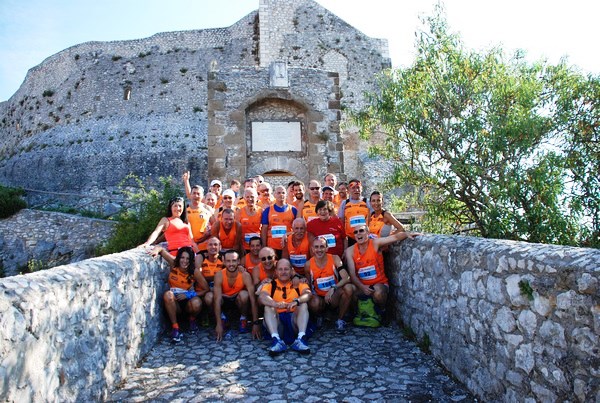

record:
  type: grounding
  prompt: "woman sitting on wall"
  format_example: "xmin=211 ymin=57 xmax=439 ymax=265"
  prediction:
xmin=140 ymin=196 xmax=201 ymax=260
xmin=150 ymin=245 xmax=209 ymax=343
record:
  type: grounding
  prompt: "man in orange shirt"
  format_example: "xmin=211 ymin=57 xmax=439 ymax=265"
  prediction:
xmin=211 ymin=208 xmax=243 ymax=255
xmin=259 ymin=259 xmax=312 ymax=356
xmin=282 ymin=217 xmax=311 ymax=277
xmin=302 ymin=180 xmax=322 ymax=223
xmin=345 ymin=224 xmax=420 ymax=326
xmin=212 ymin=250 xmax=261 ymax=340
xmin=260 ymin=185 xmax=298 ymax=258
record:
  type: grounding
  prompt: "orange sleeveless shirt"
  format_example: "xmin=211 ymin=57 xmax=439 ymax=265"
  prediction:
xmin=353 ymin=239 xmax=388 ymax=286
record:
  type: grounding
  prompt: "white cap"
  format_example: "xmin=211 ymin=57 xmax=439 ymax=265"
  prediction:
xmin=222 ymin=189 xmax=236 ymax=198
xmin=210 ymin=179 xmax=222 ymax=187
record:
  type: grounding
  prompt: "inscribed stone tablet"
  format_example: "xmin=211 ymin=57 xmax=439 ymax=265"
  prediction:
xmin=252 ymin=121 xmax=302 ymax=152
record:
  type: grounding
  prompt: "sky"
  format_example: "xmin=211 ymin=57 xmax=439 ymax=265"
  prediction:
xmin=0 ymin=0 xmax=599 ymax=101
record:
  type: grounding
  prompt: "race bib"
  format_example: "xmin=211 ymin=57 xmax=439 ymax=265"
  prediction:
xmin=316 ymin=275 xmax=336 ymax=291
xmin=271 ymin=225 xmax=287 ymax=238
xmin=358 ymin=265 xmax=377 ymax=281
xmin=289 ymin=254 xmax=307 ymax=268
xmin=244 ymin=232 xmax=260 ymax=243
xmin=321 ymin=233 xmax=336 ymax=248
xmin=349 ymin=215 xmax=366 ymax=227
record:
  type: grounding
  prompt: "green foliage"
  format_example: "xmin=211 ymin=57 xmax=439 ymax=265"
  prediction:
xmin=353 ymin=4 xmax=598 ymax=247
xmin=19 ymin=259 xmax=47 ymax=275
xmin=418 ymin=333 xmax=431 ymax=354
xmin=97 ymin=175 xmax=181 ymax=255
xmin=0 ymin=185 xmax=27 ymax=218
xmin=518 ymin=279 xmax=534 ymax=301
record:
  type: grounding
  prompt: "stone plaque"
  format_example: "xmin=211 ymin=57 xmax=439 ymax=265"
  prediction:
xmin=252 ymin=121 xmax=301 ymax=152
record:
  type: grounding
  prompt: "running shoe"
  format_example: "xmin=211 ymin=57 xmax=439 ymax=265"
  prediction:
xmin=335 ymin=319 xmax=347 ymax=333
xmin=171 ymin=328 xmax=183 ymax=343
xmin=268 ymin=338 xmax=287 ymax=356
xmin=239 ymin=319 xmax=249 ymax=334
xmin=291 ymin=336 xmax=310 ymax=355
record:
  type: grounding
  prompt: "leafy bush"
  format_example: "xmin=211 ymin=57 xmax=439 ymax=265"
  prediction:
xmin=0 ymin=186 xmax=26 ymax=218
xmin=97 ymin=175 xmax=181 ymax=255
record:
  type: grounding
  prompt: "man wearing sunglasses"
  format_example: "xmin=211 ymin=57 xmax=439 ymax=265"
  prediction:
xmin=302 ymin=179 xmax=322 ymax=223
xmin=252 ymin=247 xmax=278 ymax=290
xmin=337 ymin=179 xmax=370 ymax=247
xmin=259 ymin=259 xmax=312 ymax=356
xmin=345 ymin=225 xmax=420 ymax=326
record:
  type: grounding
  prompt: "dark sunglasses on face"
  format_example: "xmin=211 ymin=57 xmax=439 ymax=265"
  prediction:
xmin=353 ymin=228 xmax=367 ymax=235
xmin=309 ymin=187 xmax=320 ymax=191
xmin=223 ymin=196 xmax=233 ymax=200
xmin=261 ymin=255 xmax=275 ymax=261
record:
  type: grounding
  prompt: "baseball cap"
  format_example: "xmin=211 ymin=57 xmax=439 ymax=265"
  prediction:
xmin=322 ymin=186 xmax=334 ymax=192
xmin=210 ymin=179 xmax=222 ymax=187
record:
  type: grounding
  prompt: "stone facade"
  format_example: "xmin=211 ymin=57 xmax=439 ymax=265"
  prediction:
xmin=0 ymin=249 xmax=167 ymax=401
xmin=0 ymin=209 xmax=115 ymax=277
xmin=388 ymin=235 xmax=600 ymax=402
xmin=0 ymin=0 xmax=390 ymax=202
xmin=1 ymin=237 xmax=598 ymax=401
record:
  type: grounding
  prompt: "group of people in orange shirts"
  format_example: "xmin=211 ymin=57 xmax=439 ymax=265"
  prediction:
xmin=140 ymin=171 xmax=419 ymax=355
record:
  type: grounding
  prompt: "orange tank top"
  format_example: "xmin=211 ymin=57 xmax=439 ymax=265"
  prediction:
xmin=220 ymin=269 xmax=245 ymax=297
xmin=164 ymin=217 xmax=193 ymax=252
xmin=344 ymin=199 xmax=370 ymax=239
xmin=286 ymin=233 xmax=310 ymax=275
xmin=168 ymin=266 xmax=194 ymax=290
xmin=218 ymin=223 xmax=237 ymax=250
xmin=239 ymin=206 xmax=262 ymax=250
xmin=201 ymin=257 xmax=223 ymax=280
xmin=266 ymin=205 xmax=295 ymax=250
xmin=302 ymin=200 xmax=319 ymax=223
xmin=244 ymin=254 xmax=259 ymax=274
xmin=353 ymin=239 xmax=388 ymax=286
xmin=256 ymin=262 xmax=274 ymax=283
xmin=369 ymin=211 xmax=386 ymax=238
xmin=309 ymin=255 xmax=338 ymax=297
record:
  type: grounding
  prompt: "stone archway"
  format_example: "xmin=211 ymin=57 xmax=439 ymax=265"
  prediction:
xmin=247 ymin=156 xmax=309 ymax=185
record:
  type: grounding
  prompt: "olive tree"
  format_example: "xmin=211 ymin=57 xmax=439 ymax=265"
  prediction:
xmin=354 ymin=6 xmax=598 ymax=246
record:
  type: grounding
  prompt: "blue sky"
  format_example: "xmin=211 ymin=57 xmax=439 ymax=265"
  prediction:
xmin=0 ymin=0 xmax=598 ymax=101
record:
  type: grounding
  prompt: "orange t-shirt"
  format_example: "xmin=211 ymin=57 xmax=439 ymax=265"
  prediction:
xmin=239 ymin=206 xmax=262 ymax=250
xmin=168 ymin=266 xmax=194 ymax=290
xmin=262 ymin=279 xmax=309 ymax=313
xmin=201 ymin=257 xmax=223 ymax=281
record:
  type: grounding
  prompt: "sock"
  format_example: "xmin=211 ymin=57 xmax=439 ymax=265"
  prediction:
xmin=297 ymin=332 xmax=305 ymax=339
xmin=172 ymin=323 xmax=179 ymax=329
xmin=240 ymin=315 xmax=247 ymax=320
xmin=271 ymin=333 xmax=280 ymax=340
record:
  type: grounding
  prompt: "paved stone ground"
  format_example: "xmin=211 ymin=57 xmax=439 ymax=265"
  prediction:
xmin=109 ymin=321 xmax=476 ymax=402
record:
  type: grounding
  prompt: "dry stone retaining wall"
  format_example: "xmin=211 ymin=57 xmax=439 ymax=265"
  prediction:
xmin=388 ymin=235 xmax=599 ymax=402
xmin=0 ymin=249 xmax=166 ymax=401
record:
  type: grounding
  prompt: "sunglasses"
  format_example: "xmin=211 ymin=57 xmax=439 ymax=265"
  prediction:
xmin=353 ymin=228 xmax=367 ymax=235
xmin=223 ymin=196 xmax=233 ymax=200
xmin=278 ymin=286 xmax=287 ymax=299
xmin=261 ymin=255 xmax=275 ymax=261
xmin=309 ymin=187 xmax=320 ymax=191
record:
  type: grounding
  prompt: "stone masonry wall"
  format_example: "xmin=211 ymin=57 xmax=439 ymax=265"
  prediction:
xmin=0 ymin=209 xmax=116 ymax=277
xmin=388 ymin=235 xmax=600 ymax=402
xmin=0 ymin=249 xmax=167 ymax=402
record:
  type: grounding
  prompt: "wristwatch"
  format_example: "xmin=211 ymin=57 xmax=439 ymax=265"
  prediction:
xmin=293 ymin=298 xmax=300 ymax=305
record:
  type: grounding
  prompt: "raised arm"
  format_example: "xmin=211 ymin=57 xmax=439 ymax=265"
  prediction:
xmin=383 ymin=210 xmax=406 ymax=233
xmin=182 ymin=171 xmax=192 ymax=201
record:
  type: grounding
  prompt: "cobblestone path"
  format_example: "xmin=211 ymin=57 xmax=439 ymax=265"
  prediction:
xmin=109 ymin=322 xmax=476 ymax=402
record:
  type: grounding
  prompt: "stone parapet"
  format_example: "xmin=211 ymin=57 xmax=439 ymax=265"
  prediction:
xmin=388 ymin=235 xmax=599 ymax=402
xmin=0 ymin=249 xmax=167 ymax=401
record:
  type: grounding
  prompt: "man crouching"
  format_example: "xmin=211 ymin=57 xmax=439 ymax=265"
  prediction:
xmin=259 ymin=258 xmax=312 ymax=356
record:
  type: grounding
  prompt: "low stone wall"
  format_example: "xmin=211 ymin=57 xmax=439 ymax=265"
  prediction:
xmin=0 ymin=209 xmax=115 ymax=277
xmin=0 ymin=249 xmax=167 ymax=401
xmin=388 ymin=235 xmax=599 ymax=402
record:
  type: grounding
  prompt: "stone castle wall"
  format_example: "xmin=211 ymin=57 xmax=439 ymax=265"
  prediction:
xmin=0 ymin=249 xmax=167 ymax=401
xmin=1 ymin=236 xmax=597 ymax=401
xmin=388 ymin=236 xmax=599 ymax=402
xmin=0 ymin=209 xmax=115 ymax=277
xmin=0 ymin=0 xmax=391 ymax=200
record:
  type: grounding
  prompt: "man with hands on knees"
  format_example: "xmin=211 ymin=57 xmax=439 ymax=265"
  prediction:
xmin=258 ymin=258 xmax=312 ymax=356
xmin=211 ymin=250 xmax=261 ymax=341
